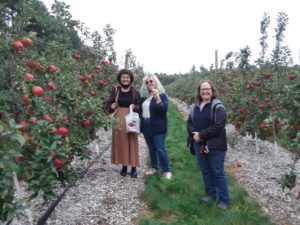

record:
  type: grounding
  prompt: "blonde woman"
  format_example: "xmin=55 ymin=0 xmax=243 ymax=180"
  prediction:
xmin=140 ymin=74 xmax=172 ymax=179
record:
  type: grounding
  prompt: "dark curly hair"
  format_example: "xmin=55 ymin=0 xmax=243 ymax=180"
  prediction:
xmin=117 ymin=68 xmax=134 ymax=84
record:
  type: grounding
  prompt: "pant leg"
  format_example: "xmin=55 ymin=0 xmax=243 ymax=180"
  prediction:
xmin=208 ymin=150 xmax=230 ymax=204
xmin=153 ymin=134 xmax=171 ymax=172
xmin=142 ymin=119 xmax=159 ymax=170
xmin=193 ymin=141 xmax=216 ymax=199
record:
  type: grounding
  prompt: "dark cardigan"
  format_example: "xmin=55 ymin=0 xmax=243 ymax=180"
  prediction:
xmin=140 ymin=93 xmax=168 ymax=135
xmin=106 ymin=86 xmax=141 ymax=113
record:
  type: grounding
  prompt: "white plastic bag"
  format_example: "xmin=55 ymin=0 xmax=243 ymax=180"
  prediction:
xmin=125 ymin=105 xmax=140 ymax=133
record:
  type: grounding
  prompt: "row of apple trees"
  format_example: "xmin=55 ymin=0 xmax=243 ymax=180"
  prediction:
xmin=166 ymin=12 xmax=299 ymax=191
xmin=0 ymin=0 xmax=119 ymax=223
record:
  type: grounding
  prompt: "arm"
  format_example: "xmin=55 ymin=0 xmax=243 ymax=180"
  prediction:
xmin=187 ymin=114 xmax=195 ymax=136
xmin=132 ymin=89 xmax=141 ymax=113
xmin=106 ymin=87 xmax=118 ymax=113
xmin=154 ymin=93 xmax=168 ymax=115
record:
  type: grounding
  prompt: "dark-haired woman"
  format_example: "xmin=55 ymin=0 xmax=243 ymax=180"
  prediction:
xmin=187 ymin=80 xmax=230 ymax=210
xmin=106 ymin=69 xmax=141 ymax=178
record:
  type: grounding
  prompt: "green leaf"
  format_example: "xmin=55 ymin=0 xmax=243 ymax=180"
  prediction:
xmin=50 ymin=142 xmax=57 ymax=151
xmin=10 ymin=135 xmax=25 ymax=146
xmin=9 ymin=119 xmax=16 ymax=128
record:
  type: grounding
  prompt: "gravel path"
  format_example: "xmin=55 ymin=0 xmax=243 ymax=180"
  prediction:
xmin=9 ymin=98 xmax=300 ymax=225
xmin=11 ymin=130 xmax=149 ymax=225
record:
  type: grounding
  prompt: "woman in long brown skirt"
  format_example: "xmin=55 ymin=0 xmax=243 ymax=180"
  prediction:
xmin=106 ymin=69 xmax=141 ymax=178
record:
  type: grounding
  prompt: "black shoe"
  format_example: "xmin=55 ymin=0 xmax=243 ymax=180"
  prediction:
xmin=130 ymin=167 xmax=137 ymax=178
xmin=120 ymin=166 xmax=127 ymax=177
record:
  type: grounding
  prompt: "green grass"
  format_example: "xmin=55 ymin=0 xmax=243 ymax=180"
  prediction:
xmin=138 ymin=103 xmax=274 ymax=225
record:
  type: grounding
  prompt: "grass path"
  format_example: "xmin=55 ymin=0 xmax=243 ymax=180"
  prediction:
xmin=138 ymin=103 xmax=274 ymax=225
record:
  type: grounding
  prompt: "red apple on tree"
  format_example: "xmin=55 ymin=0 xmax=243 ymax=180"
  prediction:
xmin=18 ymin=121 xmax=27 ymax=131
xmin=35 ymin=63 xmax=46 ymax=73
xmin=95 ymin=65 xmax=101 ymax=72
xmin=20 ymin=37 xmax=33 ymax=48
xmin=57 ymin=127 xmax=68 ymax=138
xmin=25 ymin=59 xmax=37 ymax=69
xmin=62 ymin=116 xmax=69 ymax=122
xmin=43 ymin=114 xmax=53 ymax=123
xmin=48 ymin=65 xmax=57 ymax=74
xmin=22 ymin=133 xmax=30 ymax=141
xmin=79 ymin=76 xmax=86 ymax=82
xmin=90 ymin=90 xmax=96 ymax=96
xmin=258 ymin=104 xmax=265 ymax=110
xmin=29 ymin=116 xmax=37 ymax=124
xmin=86 ymin=111 xmax=93 ymax=116
xmin=239 ymin=108 xmax=246 ymax=114
xmin=74 ymin=54 xmax=80 ymax=60
xmin=99 ymin=79 xmax=106 ymax=87
xmin=263 ymin=72 xmax=272 ymax=79
xmin=47 ymin=82 xmax=55 ymax=90
xmin=54 ymin=159 xmax=64 ymax=169
xmin=254 ymin=81 xmax=262 ymax=87
xmin=15 ymin=156 xmax=25 ymax=162
xmin=24 ymin=72 xmax=34 ymax=81
xmin=259 ymin=123 xmax=267 ymax=129
xmin=288 ymin=73 xmax=296 ymax=80
xmin=32 ymin=86 xmax=44 ymax=96
xmin=11 ymin=40 xmax=24 ymax=53
xmin=100 ymin=59 xmax=109 ymax=65
xmin=22 ymin=95 xmax=30 ymax=104
xmin=87 ymin=74 xmax=93 ymax=80
xmin=83 ymin=119 xmax=91 ymax=127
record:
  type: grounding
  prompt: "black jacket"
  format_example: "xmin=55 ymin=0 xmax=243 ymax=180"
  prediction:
xmin=187 ymin=98 xmax=227 ymax=154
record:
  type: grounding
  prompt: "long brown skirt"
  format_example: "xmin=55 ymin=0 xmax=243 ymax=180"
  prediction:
xmin=111 ymin=107 xmax=139 ymax=167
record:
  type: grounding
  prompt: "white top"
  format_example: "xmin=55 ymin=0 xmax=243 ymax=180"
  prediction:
xmin=142 ymin=96 xmax=152 ymax=118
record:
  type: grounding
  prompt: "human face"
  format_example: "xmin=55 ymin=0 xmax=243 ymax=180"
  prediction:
xmin=145 ymin=77 xmax=157 ymax=91
xmin=200 ymin=82 xmax=212 ymax=102
xmin=120 ymin=74 xmax=131 ymax=85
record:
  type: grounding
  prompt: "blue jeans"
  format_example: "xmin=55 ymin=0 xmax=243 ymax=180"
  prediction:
xmin=193 ymin=141 xmax=230 ymax=204
xmin=142 ymin=119 xmax=171 ymax=172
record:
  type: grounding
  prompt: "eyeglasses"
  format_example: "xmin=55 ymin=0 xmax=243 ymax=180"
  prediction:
xmin=145 ymin=80 xmax=154 ymax=85
xmin=200 ymin=88 xmax=212 ymax=92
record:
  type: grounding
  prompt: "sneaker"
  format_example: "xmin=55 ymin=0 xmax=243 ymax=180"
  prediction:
xmin=163 ymin=172 xmax=172 ymax=180
xmin=218 ymin=202 xmax=228 ymax=210
xmin=145 ymin=168 xmax=157 ymax=175
xmin=200 ymin=195 xmax=214 ymax=203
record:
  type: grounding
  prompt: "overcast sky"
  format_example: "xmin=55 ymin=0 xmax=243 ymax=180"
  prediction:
xmin=43 ymin=0 xmax=300 ymax=74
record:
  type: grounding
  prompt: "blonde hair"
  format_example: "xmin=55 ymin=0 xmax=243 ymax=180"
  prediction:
xmin=140 ymin=74 xmax=166 ymax=98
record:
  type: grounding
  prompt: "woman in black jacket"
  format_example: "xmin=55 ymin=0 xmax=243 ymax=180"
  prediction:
xmin=187 ymin=80 xmax=230 ymax=210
